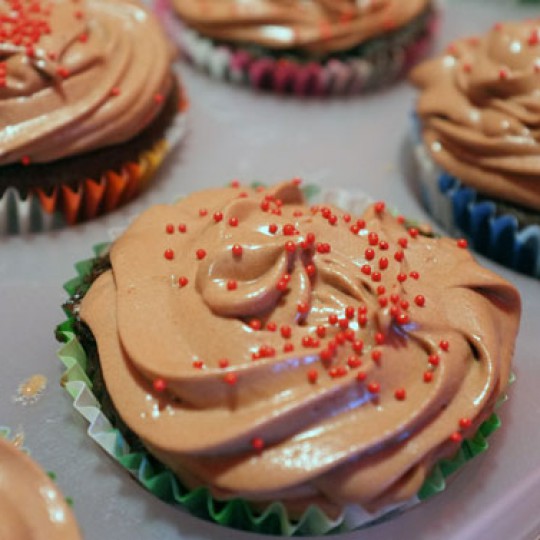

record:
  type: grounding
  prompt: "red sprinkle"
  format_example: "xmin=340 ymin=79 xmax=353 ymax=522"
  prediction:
xmin=283 ymin=223 xmax=296 ymax=236
xmin=232 ymin=244 xmax=243 ymax=256
xmin=307 ymin=369 xmax=318 ymax=384
xmin=192 ymin=360 xmax=203 ymax=369
xmin=423 ymin=371 xmax=434 ymax=383
xmin=284 ymin=343 xmax=294 ymax=353
xmin=306 ymin=264 xmax=316 ymax=277
xmin=196 ymin=249 xmax=206 ymax=260
xmin=213 ymin=211 xmax=223 ymax=222
xmin=440 ymin=340 xmax=450 ymax=351
xmin=397 ymin=273 xmax=407 ymax=283
xmin=428 ymin=354 xmax=440 ymax=366
xmin=297 ymin=302 xmax=309 ymax=314
xmin=229 ymin=217 xmax=239 ymax=227
xmin=285 ymin=241 xmax=296 ymax=253
xmin=164 ymin=249 xmax=174 ymax=260
xmin=165 ymin=223 xmax=174 ymax=234
xmin=251 ymin=437 xmax=265 ymax=451
xmin=249 ymin=319 xmax=262 ymax=331
xmin=371 ymin=350 xmax=382 ymax=362
xmin=316 ymin=325 xmax=326 ymax=338
xmin=379 ymin=257 xmax=389 ymax=270
xmin=368 ymin=232 xmax=379 ymax=246
xmin=328 ymin=314 xmax=338 ymax=325
xmin=178 ymin=276 xmax=189 ymax=287
xmin=219 ymin=359 xmax=230 ymax=368
xmin=227 ymin=280 xmax=237 ymax=291
xmin=345 ymin=306 xmax=355 ymax=319
xmin=280 ymin=325 xmax=292 ymax=338
xmin=199 ymin=208 xmax=208 ymax=217
xmin=266 ymin=322 xmax=277 ymax=332
xmin=374 ymin=201 xmax=385 ymax=213
xmin=178 ymin=224 xmax=187 ymax=233
xmin=394 ymin=388 xmax=406 ymax=401
xmin=450 ymin=432 xmax=463 ymax=443
xmin=367 ymin=382 xmax=380 ymax=394
xmin=223 ymin=373 xmax=237 ymax=385
xmin=415 ymin=295 xmax=426 ymax=307
xmin=374 ymin=332 xmax=385 ymax=345
xmin=153 ymin=378 xmax=167 ymax=392
xmin=268 ymin=223 xmax=278 ymax=234
xmin=457 ymin=238 xmax=468 ymax=249
xmin=365 ymin=248 xmax=375 ymax=261
xmin=459 ymin=418 xmax=472 ymax=429
xmin=357 ymin=371 xmax=367 ymax=382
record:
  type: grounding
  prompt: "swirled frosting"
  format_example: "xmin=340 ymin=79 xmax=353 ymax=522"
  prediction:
xmin=411 ymin=20 xmax=540 ymax=212
xmin=81 ymin=181 xmax=520 ymax=516
xmin=0 ymin=0 xmax=174 ymax=165
xmin=171 ymin=0 xmax=431 ymax=54
xmin=0 ymin=438 xmax=82 ymax=540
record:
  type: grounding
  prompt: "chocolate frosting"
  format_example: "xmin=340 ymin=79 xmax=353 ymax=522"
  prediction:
xmin=0 ymin=0 xmax=174 ymax=165
xmin=171 ymin=0 xmax=430 ymax=54
xmin=411 ymin=20 xmax=540 ymax=211
xmin=0 ymin=438 xmax=82 ymax=540
xmin=81 ymin=182 xmax=520 ymax=515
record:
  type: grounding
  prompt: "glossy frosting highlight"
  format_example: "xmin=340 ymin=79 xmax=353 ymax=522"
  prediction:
xmin=411 ymin=20 xmax=540 ymax=211
xmin=0 ymin=0 xmax=174 ymax=165
xmin=81 ymin=182 xmax=520 ymax=516
xmin=0 ymin=438 xmax=82 ymax=540
xmin=171 ymin=0 xmax=430 ymax=54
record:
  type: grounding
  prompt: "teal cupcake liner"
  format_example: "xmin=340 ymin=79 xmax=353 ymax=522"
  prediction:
xmin=56 ymin=188 xmax=508 ymax=535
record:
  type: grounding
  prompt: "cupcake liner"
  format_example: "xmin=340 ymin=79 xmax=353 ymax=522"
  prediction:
xmin=56 ymin=187 xmax=506 ymax=535
xmin=411 ymin=118 xmax=540 ymax=279
xmin=0 ymin=96 xmax=188 ymax=236
xmin=155 ymin=0 xmax=438 ymax=96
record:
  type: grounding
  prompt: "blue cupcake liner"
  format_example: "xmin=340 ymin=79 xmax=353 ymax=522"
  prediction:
xmin=411 ymin=116 xmax=540 ymax=279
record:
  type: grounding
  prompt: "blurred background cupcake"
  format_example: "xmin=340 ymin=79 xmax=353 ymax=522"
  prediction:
xmin=410 ymin=19 xmax=540 ymax=279
xmin=0 ymin=0 xmax=188 ymax=234
xmin=155 ymin=0 xmax=438 ymax=96
xmin=0 ymin=431 xmax=82 ymax=539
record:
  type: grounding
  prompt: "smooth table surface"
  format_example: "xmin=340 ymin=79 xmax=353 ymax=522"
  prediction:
xmin=1 ymin=1 xmax=539 ymax=539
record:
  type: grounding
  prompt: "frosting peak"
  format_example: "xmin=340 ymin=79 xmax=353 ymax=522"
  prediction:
xmin=81 ymin=182 xmax=520 ymax=515
xmin=0 ymin=0 xmax=174 ymax=165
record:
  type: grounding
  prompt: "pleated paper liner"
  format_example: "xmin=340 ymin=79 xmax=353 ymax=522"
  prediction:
xmin=55 ymin=185 xmax=508 ymax=535
xmin=411 ymin=119 xmax=540 ymax=279
xmin=0 ymin=97 xmax=188 ymax=236
xmin=154 ymin=0 xmax=438 ymax=96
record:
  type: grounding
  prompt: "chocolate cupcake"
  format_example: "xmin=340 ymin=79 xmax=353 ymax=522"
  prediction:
xmin=57 ymin=181 xmax=521 ymax=534
xmin=155 ymin=0 xmax=437 ymax=96
xmin=0 ymin=0 xmax=187 ymax=233
xmin=410 ymin=19 xmax=540 ymax=278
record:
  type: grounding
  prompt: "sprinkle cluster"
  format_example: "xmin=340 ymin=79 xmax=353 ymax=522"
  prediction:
xmin=158 ymin=180 xmax=473 ymax=450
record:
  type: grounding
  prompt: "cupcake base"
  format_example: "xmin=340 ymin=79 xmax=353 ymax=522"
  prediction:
xmin=56 ymin=186 xmax=506 ymax=536
xmin=0 ymin=80 xmax=188 ymax=234
xmin=155 ymin=0 xmax=438 ymax=96
xmin=411 ymin=127 xmax=540 ymax=279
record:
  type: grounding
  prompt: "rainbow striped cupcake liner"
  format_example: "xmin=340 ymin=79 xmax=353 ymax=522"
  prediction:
xmin=411 ymin=120 xmax=540 ymax=279
xmin=155 ymin=0 xmax=438 ymax=96
xmin=0 ymin=91 xmax=188 ymax=236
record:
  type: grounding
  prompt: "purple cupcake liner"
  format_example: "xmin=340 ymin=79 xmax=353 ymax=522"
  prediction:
xmin=155 ymin=0 xmax=438 ymax=96
xmin=412 ymin=123 xmax=540 ymax=279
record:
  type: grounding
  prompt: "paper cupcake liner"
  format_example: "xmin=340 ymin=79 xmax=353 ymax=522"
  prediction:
xmin=155 ymin=0 xmax=438 ymax=96
xmin=411 ymin=119 xmax=540 ymax=279
xmin=0 ymin=98 xmax=188 ymax=236
xmin=56 ymin=187 xmax=505 ymax=535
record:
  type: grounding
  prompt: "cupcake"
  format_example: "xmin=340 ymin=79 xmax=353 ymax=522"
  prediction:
xmin=0 ymin=0 xmax=187 ymax=234
xmin=0 ymin=434 xmax=82 ymax=539
xmin=155 ymin=0 xmax=437 ymax=96
xmin=58 ymin=181 xmax=521 ymax=534
xmin=410 ymin=20 xmax=540 ymax=278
